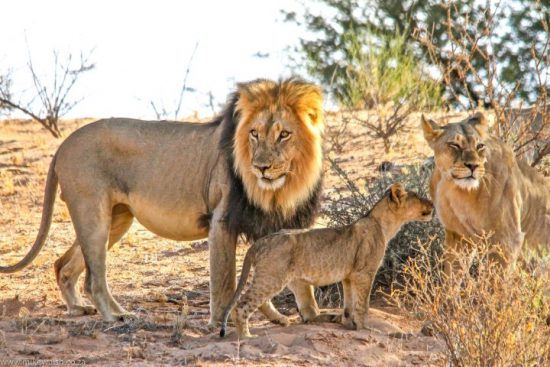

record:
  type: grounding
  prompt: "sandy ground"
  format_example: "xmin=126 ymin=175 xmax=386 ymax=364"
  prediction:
xmin=0 ymin=115 xmax=453 ymax=366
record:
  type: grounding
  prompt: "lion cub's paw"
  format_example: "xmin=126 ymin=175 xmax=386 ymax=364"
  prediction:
xmin=206 ymin=320 xmax=221 ymax=332
xmin=311 ymin=313 xmax=341 ymax=324
xmin=272 ymin=315 xmax=291 ymax=327
xmin=68 ymin=305 xmax=97 ymax=316
xmin=113 ymin=312 xmax=138 ymax=323
xmin=239 ymin=333 xmax=258 ymax=339
xmin=342 ymin=318 xmax=357 ymax=330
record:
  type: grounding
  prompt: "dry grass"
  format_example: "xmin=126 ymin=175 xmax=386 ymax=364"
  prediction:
xmin=390 ymin=237 xmax=550 ymax=367
xmin=0 ymin=116 xmax=448 ymax=366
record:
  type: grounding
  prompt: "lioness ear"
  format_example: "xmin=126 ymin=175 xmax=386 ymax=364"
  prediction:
xmin=421 ymin=115 xmax=443 ymax=148
xmin=389 ymin=183 xmax=407 ymax=206
xmin=468 ymin=112 xmax=488 ymax=136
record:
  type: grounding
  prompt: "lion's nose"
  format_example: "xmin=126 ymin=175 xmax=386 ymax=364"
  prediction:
xmin=254 ymin=164 xmax=271 ymax=174
xmin=465 ymin=163 xmax=478 ymax=173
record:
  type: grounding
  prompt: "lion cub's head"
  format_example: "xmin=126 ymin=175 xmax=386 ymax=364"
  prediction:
xmin=232 ymin=78 xmax=324 ymax=216
xmin=384 ymin=183 xmax=434 ymax=223
xmin=421 ymin=112 xmax=489 ymax=191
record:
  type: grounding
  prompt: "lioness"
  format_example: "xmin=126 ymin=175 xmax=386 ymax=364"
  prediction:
xmin=0 ymin=78 xmax=325 ymax=324
xmin=219 ymin=183 xmax=434 ymax=338
xmin=421 ymin=112 xmax=549 ymax=274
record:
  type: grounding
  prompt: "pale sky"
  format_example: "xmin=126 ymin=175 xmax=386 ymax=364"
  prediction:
xmin=0 ymin=0 xmax=305 ymax=120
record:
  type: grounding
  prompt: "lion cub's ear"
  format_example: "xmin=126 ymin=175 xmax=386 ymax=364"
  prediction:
xmin=421 ymin=115 xmax=443 ymax=148
xmin=468 ymin=112 xmax=488 ymax=136
xmin=389 ymin=183 xmax=407 ymax=206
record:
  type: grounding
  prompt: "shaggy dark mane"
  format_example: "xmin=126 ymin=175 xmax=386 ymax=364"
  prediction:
xmin=217 ymin=91 xmax=322 ymax=241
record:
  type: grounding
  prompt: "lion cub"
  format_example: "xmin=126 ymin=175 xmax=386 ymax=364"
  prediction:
xmin=220 ymin=183 xmax=434 ymax=338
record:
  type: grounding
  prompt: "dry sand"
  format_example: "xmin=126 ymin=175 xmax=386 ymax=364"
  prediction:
xmin=0 ymin=115 xmax=451 ymax=366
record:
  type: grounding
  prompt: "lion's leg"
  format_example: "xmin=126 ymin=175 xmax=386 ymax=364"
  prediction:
xmin=259 ymin=301 xmax=290 ymax=326
xmin=287 ymin=279 xmax=320 ymax=322
xmin=208 ymin=206 xmax=238 ymax=326
xmin=66 ymin=197 xmax=125 ymax=322
xmin=104 ymin=206 xmax=134 ymax=315
xmin=341 ymin=278 xmax=355 ymax=329
xmin=235 ymin=276 xmax=286 ymax=338
xmin=351 ymin=277 xmax=372 ymax=329
xmin=54 ymin=240 xmax=96 ymax=316
xmin=350 ymin=275 xmax=374 ymax=330
xmin=55 ymin=205 xmax=134 ymax=317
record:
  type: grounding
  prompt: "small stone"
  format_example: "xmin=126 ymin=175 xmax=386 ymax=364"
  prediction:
xmin=421 ymin=322 xmax=436 ymax=337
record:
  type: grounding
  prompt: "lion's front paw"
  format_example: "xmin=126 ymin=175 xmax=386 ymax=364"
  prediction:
xmin=207 ymin=319 xmax=221 ymax=331
xmin=239 ymin=333 xmax=258 ymax=339
xmin=273 ymin=315 xmax=290 ymax=327
xmin=68 ymin=305 xmax=97 ymax=316
xmin=342 ymin=317 xmax=357 ymax=330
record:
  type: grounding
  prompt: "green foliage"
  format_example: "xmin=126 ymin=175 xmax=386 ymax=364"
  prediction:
xmin=341 ymin=30 xmax=441 ymax=109
xmin=283 ymin=0 xmax=549 ymax=108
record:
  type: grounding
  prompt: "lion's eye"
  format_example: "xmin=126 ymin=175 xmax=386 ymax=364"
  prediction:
xmin=477 ymin=143 xmax=486 ymax=151
xmin=250 ymin=130 xmax=258 ymax=138
xmin=279 ymin=130 xmax=291 ymax=141
xmin=448 ymin=143 xmax=460 ymax=150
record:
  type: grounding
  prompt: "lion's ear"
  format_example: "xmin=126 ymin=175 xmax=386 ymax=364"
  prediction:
xmin=298 ymin=87 xmax=324 ymax=129
xmin=389 ymin=183 xmax=407 ymax=206
xmin=468 ymin=112 xmax=488 ymax=136
xmin=421 ymin=115 xmax=443 ymax=148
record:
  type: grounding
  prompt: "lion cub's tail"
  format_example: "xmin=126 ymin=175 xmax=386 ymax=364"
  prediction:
xmin=0 ymin=153 xmax=58 ymax=273
xmin=219 ymin=246 xmax=257 ymax=338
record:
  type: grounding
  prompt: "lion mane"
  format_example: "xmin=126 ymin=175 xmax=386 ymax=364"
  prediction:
xmin=216 ymin=78 xmax=324 ymax=240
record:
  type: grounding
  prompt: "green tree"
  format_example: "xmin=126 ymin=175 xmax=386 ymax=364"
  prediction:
xmin=283 ymin=0 xmax=549 ymax=108
xmin=341 ymin=30 xmax=441 ymax=109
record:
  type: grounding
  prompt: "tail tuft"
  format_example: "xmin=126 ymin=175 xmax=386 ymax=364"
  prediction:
xmin=219 ymin=327 xmax=226 ymax=338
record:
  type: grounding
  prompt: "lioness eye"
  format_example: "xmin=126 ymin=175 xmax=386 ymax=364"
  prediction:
xmin=279 ymin=130 xmax=291 ymax=140
xmin=477 ymin=143 xmax=486 ymax=150
xmin=250 ymin=130 xmax=258 ymax=138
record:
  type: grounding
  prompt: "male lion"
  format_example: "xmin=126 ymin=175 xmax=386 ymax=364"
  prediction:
xmin=219 ymin=183 xmax=434 ymax=338
xmin=421 ymin=112 xmax=549 ymax=274
xmin=0 ymin=78 xmax=325 ymax=324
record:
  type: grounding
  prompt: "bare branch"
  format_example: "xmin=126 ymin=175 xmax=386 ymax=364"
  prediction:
xmin=174 ymin=42 xmax=199 ymax=120
xmin=0 ymin=47 xmax=94 ymax=138
xmin=414 ymin=0 xmax=549 ymax=167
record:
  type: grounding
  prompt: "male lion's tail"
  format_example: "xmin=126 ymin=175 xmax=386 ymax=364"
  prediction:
xmin=219 ymin=246 xmax=257 ymax=338
xmin=0 ymin=153 xmax=58 ymax=273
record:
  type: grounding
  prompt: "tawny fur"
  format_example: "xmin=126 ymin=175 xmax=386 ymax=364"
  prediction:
xmin=421 ymin=112 xmax=550 ymax=275
xmin=0 ymin=78 xmax=325 ymax=324
xmin=220 ymin=183 xmax=434 ymax=338
xmin=234 ymin=79 xmax=324 ymax=217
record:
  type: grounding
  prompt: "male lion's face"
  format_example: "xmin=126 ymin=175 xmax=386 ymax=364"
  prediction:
xmin=422 ymin=113 xmax=489 ymax=191
xmin=232 ymin=79 xmax=323 ymax=214
xmin=246 ymin=110 xmax=299 ymax=191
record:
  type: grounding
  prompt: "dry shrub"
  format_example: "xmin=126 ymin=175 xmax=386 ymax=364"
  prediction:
xmin=391 ymin=237 xmax=550 ymax=366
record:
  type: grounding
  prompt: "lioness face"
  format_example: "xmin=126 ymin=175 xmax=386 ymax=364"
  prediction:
xmin=422 ymin=113 xmax=489 ymax=191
